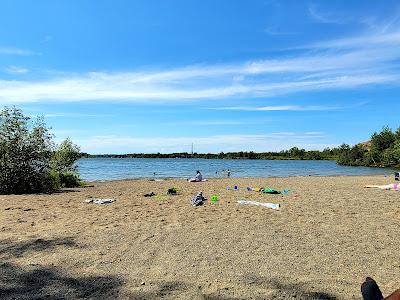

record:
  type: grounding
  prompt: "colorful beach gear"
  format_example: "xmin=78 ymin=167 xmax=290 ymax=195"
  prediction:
xmin=192 ymin=191 xmax=205 ymax=206
xmin=261 ymin=188 xmax=281 ymax=194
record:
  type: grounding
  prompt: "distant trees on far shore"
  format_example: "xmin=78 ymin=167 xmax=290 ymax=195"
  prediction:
xmin=81 ymin=147 xmax=340 ymax=161
xmin=0 ymin=107 xmax=81 ymax=195
xmin=82 ymin=126 xmax=400 ymax=169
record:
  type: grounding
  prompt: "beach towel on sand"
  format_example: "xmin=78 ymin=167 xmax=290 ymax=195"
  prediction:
xmin=238 ymin=200 xmax=280 ymax=210
xmin=262 ymin=188 xmax=281 ymax=194
xmin=365 ymin=183 xmax=399 ymax=190
xmin=85 ymin=198 xmax=114 ymax=204
xmin=191 ymin=192 xmax=205 ymax=206
xmin=188 ymin=178 xmax=208 ymax=182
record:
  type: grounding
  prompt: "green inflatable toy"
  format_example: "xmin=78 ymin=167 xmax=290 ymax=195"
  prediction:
xmin=211 ymin=195 xmax=219 ymax=203
xmin=262 ymin=188 xmax=281 ymax=194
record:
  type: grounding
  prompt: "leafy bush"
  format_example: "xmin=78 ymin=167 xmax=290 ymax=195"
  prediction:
xmin=370 ymin=126 xmax=396 ymax=153
xmin=0 ymin=107 xmax=81 ymax=194
xmin=337 ymin=126 xmax=400 ymax=168
xmin=51 ymin=138 xmax=81 ymax=188
xmin=59 ymin=171 xmax=81 ymax=188
xmin=0 ymin=107 xmax=54 ymax=194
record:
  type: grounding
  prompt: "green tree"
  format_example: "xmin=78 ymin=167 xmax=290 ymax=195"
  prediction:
xmin=368 ymin=126 xmax=396 ymax=165
xmin=0 ymin=107 xmax=82 ymax=194
xmin=0 ymin=107 xmax=54 ymax=194
xmin=370 ymin=126 xmax=396 ymax=152
xmin=51 ymin=138 xmax=82 ymax=188
xmin=395 ymin=127 xmax=400 ymax=141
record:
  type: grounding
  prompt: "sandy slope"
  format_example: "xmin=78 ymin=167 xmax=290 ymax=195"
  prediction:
xmin=0 ymin=175 xmax=399 ymax=299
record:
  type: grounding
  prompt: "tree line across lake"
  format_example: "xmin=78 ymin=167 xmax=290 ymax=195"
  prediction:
xmin=82 ymin=126 xmax=400 ymax=169
xmin=82 ymin=148 xmax=340 ymax=160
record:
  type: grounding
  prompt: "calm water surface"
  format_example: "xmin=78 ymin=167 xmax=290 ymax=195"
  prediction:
xmin=76 ymin=158 xmax=396 ymax=181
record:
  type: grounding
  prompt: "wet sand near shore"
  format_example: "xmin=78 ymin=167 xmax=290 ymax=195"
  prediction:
xmin=1 ymin=175 xmax=399 ymax=299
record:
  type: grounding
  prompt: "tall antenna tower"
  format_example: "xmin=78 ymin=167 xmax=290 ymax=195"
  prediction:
xmin=191 ymin=143 xmax=194 ymax=155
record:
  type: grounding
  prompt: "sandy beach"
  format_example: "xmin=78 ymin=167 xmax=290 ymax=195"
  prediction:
xmin=1 ymin=175 xmax=399 ymax=299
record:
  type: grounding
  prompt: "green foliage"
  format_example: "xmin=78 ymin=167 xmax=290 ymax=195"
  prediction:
xmin=337 ymin=144 xmax=366 ymax=166
xmin=51 ymin=138 xmax=81 ymax=188
xmin=59 ymin=171 xmax=81 ymax=188
xmin=84 ymin=147 xmax=338 ymax=161
xmin=0 ymin=107 xmax=81 ymax=194
xmin=52 ymin=138 xmax=81 ymax=172
xmin=337 ymin=126 xmax=400 ymax=168
xmin=0 ymin=107 xmax=54 ymax=194
xmin=370 ymin=126 xmax=396 ymax=152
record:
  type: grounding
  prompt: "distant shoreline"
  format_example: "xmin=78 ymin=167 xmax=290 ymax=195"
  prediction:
xmin=80 ymin=147 xmax=338 ymax=161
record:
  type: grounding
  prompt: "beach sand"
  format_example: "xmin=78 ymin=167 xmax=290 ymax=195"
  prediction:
xmin=0 ymin=175 xmax=399 ymax=299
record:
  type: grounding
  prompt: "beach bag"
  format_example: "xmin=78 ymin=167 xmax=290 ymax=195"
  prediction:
xmin=167 ymin=187 xmax=177 ymax=195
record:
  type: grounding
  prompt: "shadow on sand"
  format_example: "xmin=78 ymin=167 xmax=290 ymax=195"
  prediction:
xmin=0 ymin=236 xmax=129 ymax=299
xmin=0 ymin=262 xmax=127 ymax=299
xmin=0 ymin=238 xmax=337 ymax=299
xmin=0 ymin=237 xmax=80 ymax=258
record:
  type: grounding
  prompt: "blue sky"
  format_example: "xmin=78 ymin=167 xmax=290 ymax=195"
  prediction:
xmin=0 ymin=0 xmax=399 ymax=154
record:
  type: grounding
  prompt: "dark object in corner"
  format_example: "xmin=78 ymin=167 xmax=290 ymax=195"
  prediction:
xmin=361 ymin=277 xmax=384 ymax=300
xmin=361 ymin=277 xmax=400 ymax=300
xmin=395 ymin=172 xmax=399 ymax=181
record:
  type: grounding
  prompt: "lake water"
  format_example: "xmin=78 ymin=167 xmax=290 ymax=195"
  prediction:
xmin=76 ymin=158 xmax=396 ymax=181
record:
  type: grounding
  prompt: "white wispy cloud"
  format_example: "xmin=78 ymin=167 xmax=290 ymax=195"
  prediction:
xmin=75 ymin=133 xmax=332 ymax=154
xmin=0 ymin=27 xmax=399 ymax=104
xmin=210 ymin=105 xmax=338 ymax=111
xmin=0 ymin=72 xmax=396 ymax=104
xmin=5 ymin=66 xmax=30 ymax=74
xmin=306 ymin=31 xmax=400 ymax=49
xmin=0 ymin=47 xmax=40 ymax=56
xmin=27 ymin=112 xmax=114 ymax=118
xmin=308 ymin=4 xmax=348 ymax=25
xmin=165 ymin=120 xmax=248 ymax=126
